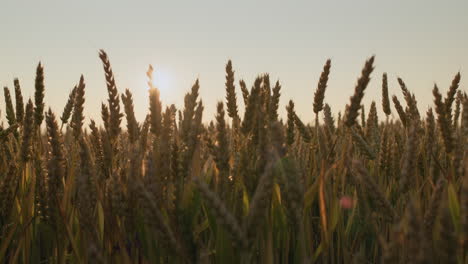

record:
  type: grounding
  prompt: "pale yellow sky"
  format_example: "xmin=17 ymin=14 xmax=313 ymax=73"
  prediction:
xmin=1 ymin=0 xmax=467 ymax=125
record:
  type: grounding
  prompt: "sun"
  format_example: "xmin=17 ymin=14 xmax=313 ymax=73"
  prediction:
xmin=147 ymin=65 xmax=171 ymax=96
xmin=153 ymin=70 xmax=171 ymax=91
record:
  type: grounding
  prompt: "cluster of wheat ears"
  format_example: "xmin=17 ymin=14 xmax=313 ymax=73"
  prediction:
xmin=0 ymin=51 xmax=467 ymax=263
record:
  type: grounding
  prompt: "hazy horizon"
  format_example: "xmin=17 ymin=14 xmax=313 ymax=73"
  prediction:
xmin=1 ymin=0 xmax=467 ymax=125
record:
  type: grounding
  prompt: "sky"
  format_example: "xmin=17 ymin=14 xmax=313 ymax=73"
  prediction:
xmin=1 ymin=0 xmax=467 ymax=126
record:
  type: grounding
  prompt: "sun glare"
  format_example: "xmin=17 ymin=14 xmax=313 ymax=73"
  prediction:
xmin=147 ymin=66 xmax=173 ymax=102
xmin=149 ymin=67 xmax=169 ymax=90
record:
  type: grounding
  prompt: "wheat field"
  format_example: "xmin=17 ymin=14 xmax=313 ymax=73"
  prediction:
xmin=0 ymin=51 xmax=467 ymax=263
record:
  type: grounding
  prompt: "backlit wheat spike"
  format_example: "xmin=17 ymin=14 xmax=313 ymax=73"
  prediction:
xmin=239 ymin=79 xmax=249 ymax=106
xmin=433 ymin=84 xmax=454 ymax=153
xmin=444 ymin=72 xmax=461 ymax=125
xmin=158 ymin=107 xmax=175 ymax=193
xmin=3 ymin=87 xmax=16 ymax=126
xmin=313 ymin=59 xmax=331 ymax=114
xmin=286 ymin=100 xmax=295 ymax=146
xmin=261 ymin=74 xmax=271 ymax=111
xmin=225 ymin=60 xmax=239 ymax=122
xmin=241 ymin=77 xmax=261 ymax=135
xmin=345 ymin=56 xmax=375 ymax=127
xmin=14 ymin=78 xmax=24 ymax=124
xmin=365 ymin=101 xmax=379 ymax=148
xmin=121 ymin=89 xmax=139 ymax=143
xmin=397 ymin=77 xmax=420 ymax=121
xmin=181 ymin=79 xmax=200 ymax=141
xmin=60 ymin=85 xmax=77 ymax=128
xmin=323 ymin=103 xmax=335 ymax=134
xmin=139 ymin=114 xmax=150 ymax=153
xmin=89 ymin=119 xmax=105 ymax=183
xmin=392 ymin=95 xmax=408 ymax=127
xmin=212 ymin=102 xmax=230 ymax=184
xmin=180 ymin=81 xmax=203 ymax=180
xmin=294 ymin=112 xmax=311 ymax=143
xmin=20 ymin=99 xmax=34 ymax=162
xmin=99 ymin=49 xmax=122 ymax=141
xmin=382 ymin=73 xmax=391 ymax=116
xmin=149 ymin=87 xmax=162 ymax=137
xmin=378 ymin=127 xmax=389 ymax=175
xmin=269 ymin=80 xmax=281 ymax=122
xmin=45 ymin=108 xmax=65 ymax=228
xmin=101 ymin=103 xmax=110 ymax=133
xmin=360 ymin=104 xmax=366 ymax=128
xmin=71 ymin=75 xmax=85 ymax=139
xmin=34 ymin=62 xmax=45 ymax=128
xmin=424 ymin=108 xmax=436 ymax=160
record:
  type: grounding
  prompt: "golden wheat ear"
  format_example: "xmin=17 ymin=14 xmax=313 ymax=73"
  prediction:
xmin=345 ymin=56 xmax=375 ymax=127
